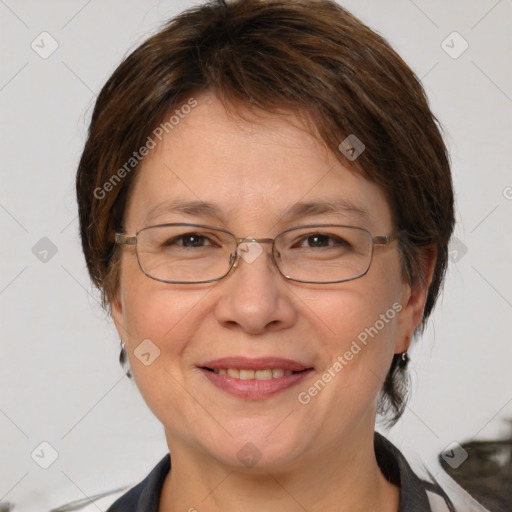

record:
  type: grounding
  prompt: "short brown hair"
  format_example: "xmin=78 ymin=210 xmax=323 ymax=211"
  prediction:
xmin=76 ymin=0 xmax=454 ymax=425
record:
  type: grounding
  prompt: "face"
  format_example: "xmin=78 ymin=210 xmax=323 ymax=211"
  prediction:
xmin=112 ymin=93 xmax=424 ymax=471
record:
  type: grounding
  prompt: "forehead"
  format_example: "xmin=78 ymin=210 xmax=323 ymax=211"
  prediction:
xmin=124 ymin=94 xmax=393 ymax=233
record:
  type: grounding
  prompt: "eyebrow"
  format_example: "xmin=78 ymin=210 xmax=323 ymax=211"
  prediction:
xmin=279 ymin=200 xmax=371 ymax=223
xmin=144 ymin=199 xmax=222 ymax=224
xmin=143 ymin=198 xmax=371 ymax=226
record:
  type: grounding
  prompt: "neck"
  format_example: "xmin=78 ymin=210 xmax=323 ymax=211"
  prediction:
xmin=159 ymin=425 xmax=400 ymax=512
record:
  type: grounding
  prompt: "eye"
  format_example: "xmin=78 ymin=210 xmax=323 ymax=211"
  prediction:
xmin=164 ymin=233 xmax=217 ymax=248
xmin=294 ymin=233 xmax=351 ymax=249
xmin=301 ymin=234 xmax=331 ymax=248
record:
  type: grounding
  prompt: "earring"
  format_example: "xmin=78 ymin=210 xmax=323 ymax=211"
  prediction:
xmin=119 ymin=341 xmax=133 ymax=378
xmin=398 ymin=351 xmax=409 ymax=369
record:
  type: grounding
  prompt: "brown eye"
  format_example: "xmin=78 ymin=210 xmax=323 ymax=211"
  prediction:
xmin=304 ymin=234 xmax=331 ymax=247
xmin=175 ymin=234 xmax=210 ymax=247
xmin=294 ymin=233 xmax=351 ymax=249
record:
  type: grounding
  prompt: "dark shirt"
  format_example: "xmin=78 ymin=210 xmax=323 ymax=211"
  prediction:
xmin=106 ymin=432 xmax=455 ymax=511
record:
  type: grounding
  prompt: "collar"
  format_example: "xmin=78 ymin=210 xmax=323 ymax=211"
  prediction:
xmin=374 ymin=431 xmax=433 ymax=511
xmin=107 ymin=432 xmax=443 ymax=511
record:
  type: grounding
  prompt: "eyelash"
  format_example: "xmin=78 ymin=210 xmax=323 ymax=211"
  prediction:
xmin=162 ymin=232 xmax=351 ymax=250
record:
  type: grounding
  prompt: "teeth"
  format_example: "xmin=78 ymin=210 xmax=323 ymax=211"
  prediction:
xmin=240 ymin=369 xmax=254 ymax=380
xmin=211 ymin=368 xmax=294 ymax=380
xmin=255 ymin=369 xmax=273 ymax=380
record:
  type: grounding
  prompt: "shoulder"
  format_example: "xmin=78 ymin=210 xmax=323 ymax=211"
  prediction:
xmin=418 ymin=465 xmax=493 ymax=512
xmin=104 ymin=482 xmax=146 ymax=512
xmin=54 ymin=454 xmax=171 ymax=511
xmin=101 ymin=453 xmax=171 ymax=512
xmin=374 ymin=433 xmax=491 ymax=512
xmin=107 ymin=453 xmax=170 ymax=512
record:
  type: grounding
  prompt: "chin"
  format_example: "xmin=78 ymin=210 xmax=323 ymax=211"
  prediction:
xmin=195 ymin=427 xmax=306 ymax=472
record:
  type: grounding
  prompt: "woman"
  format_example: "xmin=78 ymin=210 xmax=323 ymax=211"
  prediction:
xmin=76 ymin=0 xmax=490 ymax=510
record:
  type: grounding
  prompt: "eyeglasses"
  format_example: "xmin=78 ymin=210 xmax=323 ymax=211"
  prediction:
xmin=115 ymin=223 xmax=401 ymax=284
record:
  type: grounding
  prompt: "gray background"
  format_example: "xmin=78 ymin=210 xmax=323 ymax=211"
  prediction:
xmin=1 ymin=0 xmax=511 ymax=509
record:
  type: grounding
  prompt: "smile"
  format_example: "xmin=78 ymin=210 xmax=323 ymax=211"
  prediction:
xmin=199 ymin=357 xmax=314 ymax=400
xmin=205 ymin=368 xmax=295 ymax=379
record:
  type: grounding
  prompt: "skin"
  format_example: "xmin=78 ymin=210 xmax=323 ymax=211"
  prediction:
xmin=111 ymin=93 xmax=435 ymax=512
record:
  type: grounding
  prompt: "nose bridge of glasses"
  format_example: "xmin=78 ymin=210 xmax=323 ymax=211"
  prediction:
xmin=230 ymin=237 xmax=277 ymax=269
xmin=235 ymin=237 xmax=274 ymax=244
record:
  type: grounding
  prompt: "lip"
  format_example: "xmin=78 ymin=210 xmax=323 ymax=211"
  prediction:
xmin=200 ymin=357 xmax=311 ymax=372
xmin=199 ymin=357 xmax=314 ymax=400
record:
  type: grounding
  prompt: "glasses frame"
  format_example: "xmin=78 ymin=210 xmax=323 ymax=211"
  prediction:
xmin=115 ymin=223 xmax=402 ymax=285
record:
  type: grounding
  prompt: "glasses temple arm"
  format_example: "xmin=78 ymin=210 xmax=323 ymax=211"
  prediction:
xmin=373 ymin=232 xmax=404 ymax=245
xmin=115 ymin=233 xmax=137 ymax=245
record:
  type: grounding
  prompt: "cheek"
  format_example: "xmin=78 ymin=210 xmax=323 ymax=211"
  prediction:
xmin=313 ymin=283 xmax=400 ymax=342
xmin=119 ymin=255 xmax=190 ymax=334
xmin=318 ymin=300 xmax=400 ymax=411
xmin=122 ymin=285 xmax=205 ymax=347
xmin=118 ymin=257 xmax=212 ymax=384
xmin=293 ymin=289 xmax=401 ymax=440
xmin=308 ymin=281 xmax=401 ymax=379
xmin=118 ymin=280 xmax=207 ymax=417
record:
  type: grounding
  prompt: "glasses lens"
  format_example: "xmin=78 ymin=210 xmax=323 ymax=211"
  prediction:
xmin=136 ymin=224 xmax=235 ymax=283
xmin=275 ymin=225 xmax=373 ymax=283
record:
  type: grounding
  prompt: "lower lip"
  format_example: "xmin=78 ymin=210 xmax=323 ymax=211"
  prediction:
xmin=200 ymin=368 xmax=313 ymax=400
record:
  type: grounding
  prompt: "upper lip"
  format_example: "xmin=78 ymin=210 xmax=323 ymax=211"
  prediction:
xmin=200 ymin=357 xmax=312 ymax=372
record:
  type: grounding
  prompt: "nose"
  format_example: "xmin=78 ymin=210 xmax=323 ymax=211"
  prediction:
xmin=214 ymin=242 xmax=297 ymax=334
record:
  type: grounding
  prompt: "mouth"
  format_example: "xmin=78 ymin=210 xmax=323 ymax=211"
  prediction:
xmin=198 ymin=357 xmax=314 ymax=400
xmin=202 ymin=367 xmax=305 ymax=380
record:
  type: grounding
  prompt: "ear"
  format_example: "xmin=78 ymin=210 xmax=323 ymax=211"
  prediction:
xmin=394 ymin=246 xmax=437 ymax=354
xmin=110 ymin=289 xmax=127 ymax=342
